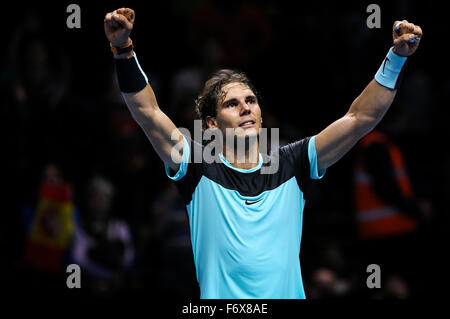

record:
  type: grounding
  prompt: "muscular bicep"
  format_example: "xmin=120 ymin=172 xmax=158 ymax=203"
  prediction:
xmin=122 ymin=85 xmax=184 ymax=171
xmin=314 ymin=113 xmax=364 ymax=172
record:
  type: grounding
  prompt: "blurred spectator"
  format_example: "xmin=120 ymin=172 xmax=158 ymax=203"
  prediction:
xmin=2 ymin=11 xmax=72 ymax=205
xmin=307 ymin=267 xmax=351 ymax=299
xmin=187 ymin=0 xmax=273 ymax=69
xmin=151 ymin=182 xmax=198 ymax=298
xmin=370 ymin=274 xmax=410 ymax=299
xmin=169 ymin=38 xmax=225 ymax=131
xmin=352 ymin=126 xmax=430 ymax=296
xmin=152 ymin=183 xmax=191 ymax=250
xmin=354 ymin=129 xmax=419 ymax=239
xmin=383 ymin=274 xmax=410 ymax=299
xmin=12 ymin=36 xmax=70 ymax=108
xmin=72 ymin=177 xmax=134 ymax=296
xmin=5 ymin=9 xmax=70 ymax=107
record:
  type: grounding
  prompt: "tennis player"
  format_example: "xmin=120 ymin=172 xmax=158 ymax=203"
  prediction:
xmin=104 ymin=8 xmax=422 ymax=298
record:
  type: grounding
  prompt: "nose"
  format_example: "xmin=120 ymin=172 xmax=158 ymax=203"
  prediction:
xmin=240 ymin=101 xmax=251 ymax=115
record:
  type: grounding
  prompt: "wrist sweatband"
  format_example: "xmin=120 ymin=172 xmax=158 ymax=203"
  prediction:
xmin=114 ymin=53 xmax=149 ymax=93
xmin=374 ymin=47 xmax=408 ymax=90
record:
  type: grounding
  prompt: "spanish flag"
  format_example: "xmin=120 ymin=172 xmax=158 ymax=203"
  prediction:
xmin=23 ymin=181 xmax=75 ymax=273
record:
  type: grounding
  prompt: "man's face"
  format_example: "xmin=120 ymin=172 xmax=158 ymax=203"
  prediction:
xmin=206 ymin=82 xmax=262 ymax=139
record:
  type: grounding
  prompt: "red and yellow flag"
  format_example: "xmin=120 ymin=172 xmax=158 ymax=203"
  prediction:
xmin=24 ymin=181 xmax=75 ymax=272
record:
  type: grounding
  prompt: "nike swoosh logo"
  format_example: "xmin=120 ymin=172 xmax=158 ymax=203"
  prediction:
xmin=245 ymin=198 xmax=263 ymax=205
xmin=382 ymin=56 xmax=390 ymax=74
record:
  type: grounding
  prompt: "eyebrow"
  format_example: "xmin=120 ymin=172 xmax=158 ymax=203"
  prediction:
xmin=222 ymin=95 xmax=257 ymax=106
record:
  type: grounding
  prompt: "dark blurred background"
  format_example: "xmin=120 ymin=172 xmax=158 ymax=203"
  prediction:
xmin=1 ymin=0 xmax=449 ymax=301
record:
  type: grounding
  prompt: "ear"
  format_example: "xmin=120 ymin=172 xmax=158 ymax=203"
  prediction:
xmin=205 ymin=116 xmax=218 ymax=129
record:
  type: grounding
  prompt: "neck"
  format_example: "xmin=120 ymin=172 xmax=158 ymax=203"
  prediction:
xmin=222 ymin=136 xmax=260 ymax=170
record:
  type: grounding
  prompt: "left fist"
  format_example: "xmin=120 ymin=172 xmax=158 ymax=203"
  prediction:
xmin=392 ymin=20 xmax=423 ymax=57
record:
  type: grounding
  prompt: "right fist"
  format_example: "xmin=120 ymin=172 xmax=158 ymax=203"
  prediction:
xmin=104 ymin=8 xmax=135 ymax=47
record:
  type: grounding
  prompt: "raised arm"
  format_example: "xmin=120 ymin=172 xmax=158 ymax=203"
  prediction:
xmin=315 ymin=20 xmax=423 ymax=172
xmin=104 ymin=8 xmax=184 ymax=171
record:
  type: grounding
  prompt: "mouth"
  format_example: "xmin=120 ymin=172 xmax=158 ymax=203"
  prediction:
xmin=238 ymin=120 xmax=256 ymax=128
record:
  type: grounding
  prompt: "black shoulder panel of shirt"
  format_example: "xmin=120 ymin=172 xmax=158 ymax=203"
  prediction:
xmin=171 ymin=136 xmax=314 ymax=205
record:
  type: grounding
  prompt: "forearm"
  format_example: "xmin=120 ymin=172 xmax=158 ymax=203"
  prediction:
xmin=347 ymin=44 xmax=410 ymax=135
xmin=347 ymin=79 xmax=397 ymax=135
xmin=122 ymin=82 xmax=160 ymax=125
xmin=114 ymin=49 xmax=160 ymax=125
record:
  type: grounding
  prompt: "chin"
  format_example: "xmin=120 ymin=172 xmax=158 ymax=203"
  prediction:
xmin=234 ymin=127 xmax=259 ymax=139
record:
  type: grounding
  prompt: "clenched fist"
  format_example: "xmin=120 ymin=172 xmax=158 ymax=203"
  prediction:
xmin=392 ymin=20 xmax=423 ymax=57
xmin=104 ymin=8 xmax=135 ymax=47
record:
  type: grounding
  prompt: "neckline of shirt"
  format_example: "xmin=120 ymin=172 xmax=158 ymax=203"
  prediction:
xmin=218 ymin=153 xmax=263 ymax=173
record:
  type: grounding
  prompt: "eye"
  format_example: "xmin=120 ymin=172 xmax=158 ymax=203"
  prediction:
xmin=227 ymin=101 xmax=238 ymax=107
xmin=246 ymin=97 xmax=256 ymax=104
